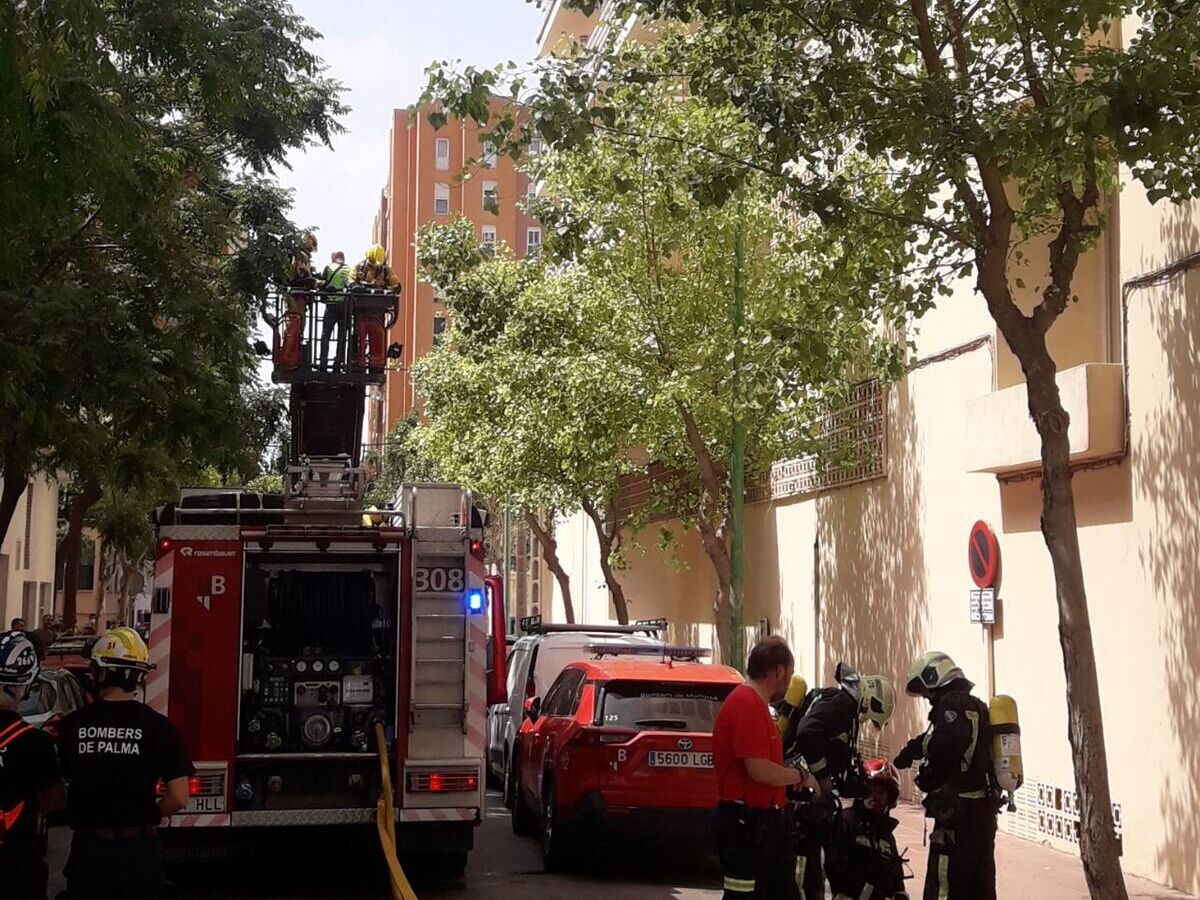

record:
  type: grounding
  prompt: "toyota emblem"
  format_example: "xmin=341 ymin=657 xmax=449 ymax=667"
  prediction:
xmin=677 ymin=738 xmax=693 ymax=750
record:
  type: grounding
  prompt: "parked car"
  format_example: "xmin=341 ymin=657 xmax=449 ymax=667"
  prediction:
xmin=487 ymin=618 xmax=666 ymax=809
xmin=511 ymin=644 xmax=741 ymax=870
xmin=18 ymin=668 xmax=87 ymax=738
xmin=41 ymin=635 xmax=98 ymax=695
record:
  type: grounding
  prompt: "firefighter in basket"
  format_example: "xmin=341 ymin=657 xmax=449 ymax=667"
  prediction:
xmin=779 ymin=663 xmax=895 ymax=899
xmin=57 ymin=627 xmax=195 ymax=900
xmin=279 ymin=231 xmax=319 ymax=368
xmin=350 ymin=243 xmax=400 ymax=372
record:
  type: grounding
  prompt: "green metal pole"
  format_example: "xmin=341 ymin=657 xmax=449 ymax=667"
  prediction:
xmin=730 ymin=196 xmax=746 ymax=672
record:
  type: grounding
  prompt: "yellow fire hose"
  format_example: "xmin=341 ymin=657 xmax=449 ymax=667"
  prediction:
xmin=375 ymin=722 xmax=419 ymax=900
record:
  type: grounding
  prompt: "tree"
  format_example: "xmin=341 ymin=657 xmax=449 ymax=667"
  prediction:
xmin=413 ymin=222 xmax=590 ymax=624
xmin=430 ymin=3 xmax=1200 ymax=894
xmin=421 ymin=75 xmax=913 ymax=658
xmin=366 ymin=413 xmax=441 ymax=508
xmin=0 ymin=0 xmax=344 ymax=547
xmin=415 ymin=264 xmax=648 ymax=625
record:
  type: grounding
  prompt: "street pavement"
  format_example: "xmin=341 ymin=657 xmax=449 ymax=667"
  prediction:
xmin=45 ymin=793 xmax=1197 ymax=899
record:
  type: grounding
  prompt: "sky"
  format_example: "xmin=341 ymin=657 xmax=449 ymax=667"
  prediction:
xmin=277 ymin=0 xmax=545 ymax=261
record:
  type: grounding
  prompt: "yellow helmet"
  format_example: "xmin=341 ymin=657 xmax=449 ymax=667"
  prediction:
xmin=859 ymin=675 xmax=896 ymax=727
xmin=904 ymin=651 xmax=965 ymax=697
xmin=92 ymin=627 xmax=152 ymax=672
xmin=366 ymin=243 xmax=386 ymax=265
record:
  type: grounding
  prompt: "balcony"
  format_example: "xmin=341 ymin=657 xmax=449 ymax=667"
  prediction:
xmin=964 ymin=363 xmax=1124 ymax=475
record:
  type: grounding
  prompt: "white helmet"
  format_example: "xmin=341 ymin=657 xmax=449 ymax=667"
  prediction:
xmin=0 ymin=631 xmax=40 ymax=691
xmin=859 ymin=675 xmax=896 ymax=727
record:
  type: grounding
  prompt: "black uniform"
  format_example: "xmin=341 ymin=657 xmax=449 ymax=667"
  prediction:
xmin=0 ymin=710 xmax=61 ymax=900
xmin=786 ymin=686 xmax=859 ymax=899
xmin=895 ymin=680 xmax=996 ymax=900
xmin=57 ymin=699 xmax=194 ymax=900
xmin=825 ymin=803 xmax=906 ymax=900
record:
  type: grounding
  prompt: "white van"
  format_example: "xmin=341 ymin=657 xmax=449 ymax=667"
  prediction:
xmin=486 ymin=618 xmax=665 ymax=808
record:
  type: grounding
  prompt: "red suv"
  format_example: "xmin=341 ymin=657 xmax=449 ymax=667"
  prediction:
xmin=511 ymin=645 xmax=742 ymax=869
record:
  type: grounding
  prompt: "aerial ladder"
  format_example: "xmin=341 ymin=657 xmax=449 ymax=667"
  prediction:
xmin=261 ymin=282 xmax=402 ymax=512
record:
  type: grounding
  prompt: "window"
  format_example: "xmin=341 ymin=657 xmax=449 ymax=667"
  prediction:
xmin=434 ymin=183 xmax=450 ymax=216
xmin=77 ymin=535 xmax=96 ymax=592
xmin=526 ymin=227 xmax=542 ymax=260
xmin=529 ymin=135 xmax=545 ymax=156
xmin=598 ymin=680 xmax=735 ymax=731
xmin=543 ymin=668 xmax=586 ymax=717
xmin=433 ymin=315 xmax=447 ymax=345
xmin=435 ymin=138 xmax=450 ymax=171
xmin=482 ymin=146 xmax=497 ymax=168
xmin=482 ymin=180 xmax=498 ymax=212
xmin=480 ymin=225 xmax=497 ymax=256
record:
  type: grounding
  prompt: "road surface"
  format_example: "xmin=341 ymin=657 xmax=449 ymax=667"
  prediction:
xmin=47 ymin=791 xmax=724 ymax=899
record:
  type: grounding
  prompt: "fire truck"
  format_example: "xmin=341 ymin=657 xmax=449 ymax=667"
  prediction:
xmin=147 ymin=286 xmax=506 ymax=874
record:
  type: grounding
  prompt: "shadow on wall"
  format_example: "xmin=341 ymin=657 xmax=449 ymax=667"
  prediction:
xmin=998 ymin=460 xmax=1133 ymax=534
xmin=1135 ymin=204 xmax=1200 ymax=894
xmin=744 ymin=501 xmax=783 ymax=656
xmin=816 ymin=377 xmax=929 ymax=775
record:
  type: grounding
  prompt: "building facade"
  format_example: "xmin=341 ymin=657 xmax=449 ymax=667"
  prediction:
xmin=538 ymin=4 xmax=1200 ymax=895
xmin=368 ymin=99 xmax=542 ymax=448
xmin=0 ymin=476 xmax=59 ymax=630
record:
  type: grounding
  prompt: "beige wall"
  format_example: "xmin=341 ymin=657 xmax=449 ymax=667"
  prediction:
xmin=0 ymin=476 xmax=59 ymax=629
xmin=554 ymin=178 xmax=1200 ymax=893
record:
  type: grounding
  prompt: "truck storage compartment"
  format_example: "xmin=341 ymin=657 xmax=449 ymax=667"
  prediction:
xmin=235 ymin=558 xmax=398 ymax=811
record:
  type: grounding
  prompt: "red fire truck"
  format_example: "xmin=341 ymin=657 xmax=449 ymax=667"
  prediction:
xmin=147 ymin=287 xmax=506 ymax=874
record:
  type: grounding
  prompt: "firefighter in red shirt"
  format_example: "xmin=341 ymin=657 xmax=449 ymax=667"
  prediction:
xmin=713 ymin=636 xmax=817 ymax=899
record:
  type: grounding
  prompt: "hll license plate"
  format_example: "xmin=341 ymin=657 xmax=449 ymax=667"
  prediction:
xmin=648 ymin=750 xmax=712 ymax=768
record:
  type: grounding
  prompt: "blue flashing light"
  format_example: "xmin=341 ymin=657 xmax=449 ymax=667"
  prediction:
xmin=466 ymin=589 xmax=485 ymax=614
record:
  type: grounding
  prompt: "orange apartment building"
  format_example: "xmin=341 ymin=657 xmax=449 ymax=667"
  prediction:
xmin=367 ymin=98 xmax=542 ymax=446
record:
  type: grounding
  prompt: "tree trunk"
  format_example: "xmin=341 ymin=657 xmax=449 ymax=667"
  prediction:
xmin=698 ymin=520 xmax=733 ymax=665
xmin=60 ymin=479 xmax=101 ymax=629
xmin=0 ymin=456 xmax=30 ymax=549
xmin=524 ymin=511 xmax=575 ymax=624
xmin=581 ymin=499 xmax=630 ymax=624
xmin=1017 ymin=341 xmax=1128 ymax=900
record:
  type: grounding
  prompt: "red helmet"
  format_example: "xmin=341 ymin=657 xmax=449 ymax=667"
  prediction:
xmin=862 ymin=757 xmax=901 ymax=809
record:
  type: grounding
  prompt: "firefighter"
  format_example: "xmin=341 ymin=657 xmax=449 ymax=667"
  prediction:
xmin=784 ymin=663 xmax=895 ymax=899
xmin=57 ymin=627 xmax=195 ymax=900
xmin=281 ymin=231 xmax=319 ymax=368
xmin=893 ymin=651 xmax=996 ymax=900
xmin=0 ymin=632 xmax=65 ymax=900
xmin=825 ymin=758 xmax=907 ymax=900
xmin=319 ymin=250 xmax=351 ymax=370
xmin=350 ymin=243 xmax=399 ymax=372
xmin=712 ymin=636 xmax=816 ymax=899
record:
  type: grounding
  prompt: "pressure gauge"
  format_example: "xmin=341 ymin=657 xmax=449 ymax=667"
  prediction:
xmin=328 ymin=659 xmax=341 ymax=674
xmin=294 ymin=660 xmax=308 ymax=674
xmin=311 ymin=659 xmax=325 ymax=674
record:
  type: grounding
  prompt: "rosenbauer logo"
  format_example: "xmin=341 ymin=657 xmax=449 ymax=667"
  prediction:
xmin=178 ymin=547 xmax=237 ymax=558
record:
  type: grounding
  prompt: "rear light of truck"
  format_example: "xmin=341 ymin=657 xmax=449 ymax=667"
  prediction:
xmin=569 ymin=727 xmax=637 ymax=747
xmin=407 ymin=770 xmax=479 ymax=793
xmin=156 ymin=773 xmax=222 ymax=797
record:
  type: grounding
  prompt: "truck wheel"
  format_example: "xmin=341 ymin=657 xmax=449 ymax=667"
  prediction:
xmin=511 ymin=775 xmax=537 ymax=837
xmin=540 ymin=779 xmax=575 ymax=873
xmin=503 ymin=751 xmax=517 ymax=811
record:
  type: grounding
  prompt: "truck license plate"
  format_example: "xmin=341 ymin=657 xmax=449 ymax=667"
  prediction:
xmin=186 ymin=795 xmax=226 ymax=813
xmin=648 ymin=751 xmax=712 ymax=769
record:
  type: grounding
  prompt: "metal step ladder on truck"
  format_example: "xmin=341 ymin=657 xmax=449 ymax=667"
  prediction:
xmin=147 ymin=285 xmax=508 ymax=875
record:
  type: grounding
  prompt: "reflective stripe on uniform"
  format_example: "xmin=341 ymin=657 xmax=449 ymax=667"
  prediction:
xmin=959 ymin=789 xmax=987 ymax=799
xmin=796 ymin=855 xmax=807 ymax=887
xmin=859 ymin=885 xmax=874 ymax=900
xmin=725 ymin=876 xmax=756 ymax=893
xmin=809 ymin=757 xmax=827 ymax=774
xmin=962 ymin=710 xmax=980 ymax=772
xmin=937 ymin=853 xmax=950 ymax=900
